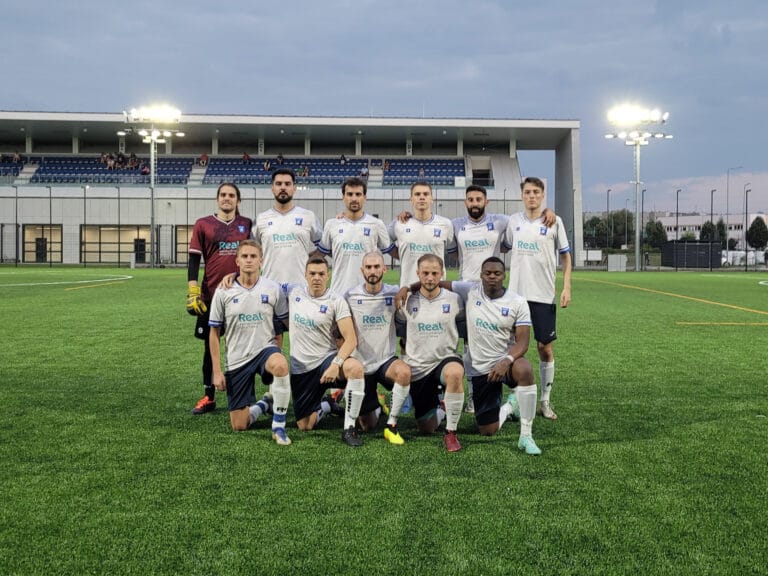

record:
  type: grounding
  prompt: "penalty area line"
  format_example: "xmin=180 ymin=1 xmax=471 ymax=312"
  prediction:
xmin=676 ymin=321 xmax=768 ymax=326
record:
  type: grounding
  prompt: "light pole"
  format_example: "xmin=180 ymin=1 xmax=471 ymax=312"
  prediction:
xmin=13 ymin=184 xmax=19 ymax=266
xmin=624 ymin=198 xmax=629 ymax=249
xmin=710 ymin=188 xmax=716 ymax=271
xmin=725 ymin=166 xmax=742 ymax=263
xmin=120 ymin=105 xmax=184 ymax=268
xmin=641 ymin=188 xmax=646 ymax=269
xmin=744 ymin=184 xmax=751 ymax=272
xmin=675 ymin=188 xmax=681 ymax=271
xmin=606 ymin=188 xmax=611 ymax=249
xmin=606 ymin=104 xmax=672 ymax=271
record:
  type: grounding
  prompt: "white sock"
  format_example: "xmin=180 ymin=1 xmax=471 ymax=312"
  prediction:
xmin=517 ymin=384 xmax=537 ymax=437
xmin=539 ymin=361 xmax=554 ymax=403
xmin=248 ymin=401 xmax=267 ymax=426
xmin=499 ymin=401 xmax=512 ymax=429
xmin=387 ymin=383 xmax=410 ymax=426
xmin=467 ymin=379 xmax=473 ymax=401
xmin=443 ymin=391 xmax=463 ymax=432
xmin=271 ymin=375 xmax=290 ymax=431
xmin=435 ymin=405 xmax=446 ymax=429
xmin=317 ymin=401 xmax=331 ymax=423
xmin=344 ymin=378 xmax=365 ymax=429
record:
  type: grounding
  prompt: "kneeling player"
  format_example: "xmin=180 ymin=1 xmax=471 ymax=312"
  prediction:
xmin=286 ymin=257 xmax=367 ymax=447
xmin=449 ymin=257 xmax=541 ymax=455
xmin=209 ymin=240 xmax=292 ymax=445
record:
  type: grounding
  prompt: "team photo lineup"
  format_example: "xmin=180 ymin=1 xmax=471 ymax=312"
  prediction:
xmin=186 ymin=167 xmax=572 ymax=454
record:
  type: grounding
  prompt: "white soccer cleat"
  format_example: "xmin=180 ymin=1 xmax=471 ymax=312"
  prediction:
xmin=537 ymin=400 xmax=558 ymax=420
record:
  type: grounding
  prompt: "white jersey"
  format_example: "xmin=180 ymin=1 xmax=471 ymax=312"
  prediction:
xmin=318 ymin=213 xmax=395 ymax=294
xmin=452 ymin=213 xmax=510 ymax=281
xmin=345 ymin=283 xmax=400 ymax=374
xmin=389 ymin=215 xmax=456 ymax=287
xmin=208 ymin=277 xmax=288 ymax=371
xmin=252 ymin=206 xmax=322 ymax=285
xmin=397 ymin=288 xmax=463 ymax=380
xmin=284 ymin=284 xmax=352 ymax=374
xmin=504 ymin=213 xmax=570 ymax=304
xmin=452 ymin=282 xmax=531 ymax=377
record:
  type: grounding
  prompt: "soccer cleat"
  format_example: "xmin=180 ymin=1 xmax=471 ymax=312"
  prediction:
xmin=342 ymin=426 xmax=363 ymax=447
xmin=271 ymin=428 xmax=292 ymax=446
xmin=505 ymin=393 xmax=520 ymax=421
xmin=191 ymin=395 xmax=216 ymax=415
xmin=444 ymin=430 xmax=462 ymax=453
xmin=322 ymin=394 xmax=345 ymax=417
xmin=537 ymin=400 xmax=558 ymax=420
xmin=384 ymin=425 xmax=404 ymax=445
xmin=464 ymin=396 xmax=475 ymax=414
xmin=377 ymin=391 xmax=390 ymax=416
xmin=518 ymin=435 xmax=542 ymax=455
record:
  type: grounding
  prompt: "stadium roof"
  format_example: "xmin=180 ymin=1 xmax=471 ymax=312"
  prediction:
xmin=0 ymin=111 xmax=579 ymax=152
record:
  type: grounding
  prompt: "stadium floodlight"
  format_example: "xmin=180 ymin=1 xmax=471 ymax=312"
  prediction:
xmin=606 ymin=103 xmax=672 ymax=271
xmin=120 ymin=104 xmax=184 ymax=268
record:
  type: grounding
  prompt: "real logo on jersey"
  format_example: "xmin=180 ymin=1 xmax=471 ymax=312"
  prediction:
xmin=239 ymin=312 xmax=265 ymax=322
xmin=261 ymin=294 xmax=269 ymax=303
xmin=442 ymin=304 xmax=451 ymax=313
xmin=501 ymin=307 xmax=509 ymax=317
xmin=418 ymin=322 xmax=443 ymax=332
xmin=363 ymin=314 xmax=387 ymax=325
xmin=293 ymin=313 xmax=316 ymax=328
xmin=319 ymin=305 xmax=328 ymax=314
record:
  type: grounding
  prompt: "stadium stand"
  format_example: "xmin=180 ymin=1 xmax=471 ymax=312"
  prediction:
xmin=29 ymin=156 xmax=194 ymax=185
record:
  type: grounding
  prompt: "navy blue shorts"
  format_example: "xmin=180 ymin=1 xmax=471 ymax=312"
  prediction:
xmin=410 ymin=357 xmax=463 ymax=420
xmin=291 ymin=355 xmax=339 ymax=421
xmin=361 ymin=357 xmax=398 ymax=414
xmin=224 ymin=346 xmax=281 ymax=411
xmin=528 ymin=301 xmax=557 ymax=345
xmin=471 ymin=373 xmax=515 ymax=426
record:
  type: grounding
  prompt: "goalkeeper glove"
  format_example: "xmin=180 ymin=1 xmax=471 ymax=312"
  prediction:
xmin=186 ymin=285 xmax=208 ymax=316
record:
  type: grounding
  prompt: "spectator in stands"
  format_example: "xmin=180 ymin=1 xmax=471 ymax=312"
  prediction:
xmin=128 ymin=153 xmax=139 ymax=169
xmin=199 ymin=153 xmax=209 ymax=167
xmin=276 ymin=153 xmax=284 ymax=165
xmin=418 ymin=166 xmax=426 ymax=178
xmin=140 ymin=162 xmax=150 ymax=175
xmin=242 ymin=152 xmax=251 ymax=164
xmin=12 ymin=151 xmax=22 ymax=164
xmin=263 ymin=159 xmax=272 ymax=171
xmin=360 ymin=164 xmax=369 ymax=180
xmin=99 ymin=152 xmax=108 ymax=165
xmin=116 ymin=152 xmax=126 ymax=168
xmin=106 ymin=154 xmax=116 ymax=170
xmin=340 ymin=154 xmax=347 ymax=165
xmin=384 ymin=159 xmax=391 ymax=171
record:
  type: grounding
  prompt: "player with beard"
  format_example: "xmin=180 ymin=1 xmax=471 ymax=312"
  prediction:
xmin=344 ymin=251 xmax=411 ymax=443
xmin=252 ymin=168 xmax=322 ymax=286
xmin=317 ymin=177 xmax=394 ymax=295
xmin=187 ymin=183 xmax=252 ymax=415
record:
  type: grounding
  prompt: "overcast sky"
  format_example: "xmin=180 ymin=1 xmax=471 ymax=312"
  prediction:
xmin=2 ymin=0 xmax=766 ymax=215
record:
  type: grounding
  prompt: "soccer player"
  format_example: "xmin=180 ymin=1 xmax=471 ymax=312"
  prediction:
xmin=285 ymin=257 xmax=367 ymax=446
xmin=395 ymin=254 xmax=465 ymax=452
xmin=449 ymin=257 xmax=542 ymax=455
xmin=317 ymin=176 xmax=395 ymax=295
xmin=252 ymin=167 xmax=322 ymax=286
xmin=344 ymin=251 xmax=411 ymax=444
xmin=208 ymin=241 xmax=292 ymax=445
xmin=187 ymin=183 xmax=252 ymax=415
xmin=388 ymin=181 xmax=456 ymax=287
xmin=504 ymin=176 xmax=572 ymax=420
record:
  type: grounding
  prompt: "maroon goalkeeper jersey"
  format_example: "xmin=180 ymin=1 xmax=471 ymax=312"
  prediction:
xmin=189 ymin=214 xmax=253 ymax=302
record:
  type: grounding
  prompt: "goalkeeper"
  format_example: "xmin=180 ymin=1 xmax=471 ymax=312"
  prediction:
xmin=187 ymin=183 xmax=253 ymax=415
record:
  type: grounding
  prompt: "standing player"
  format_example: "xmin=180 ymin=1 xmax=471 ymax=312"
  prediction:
xmin=286 ymin=257 xmax=367 ymax=446
xmin=394 ymin=254 xmax=465 ymax=452
xmin=208 ymin=241 xmax=292 ymax=445
xmin=317 ymin=177 xmax=394 ymax=295
xmin=388 ymin=181 xmax=456 ymax=287
xmin=449 ymin=257 xmax=541 ymax=455
xmin=504 ymin=176 xmax=572 ymax=420
xmin=252 ymin=168 xmax=322 ymax=286
xmin=187 ymin=183 xmax=252 ymax=415
xmin=344 ymin=251 xmax=412 ymax=444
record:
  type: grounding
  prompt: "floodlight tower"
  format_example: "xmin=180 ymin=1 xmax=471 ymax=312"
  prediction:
xmin=119 ymin=106 xmax=184 ymax=268
xmin=605 ymin=104 xmax=672 ymax=271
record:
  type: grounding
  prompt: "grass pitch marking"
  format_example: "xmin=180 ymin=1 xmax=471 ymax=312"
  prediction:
xmin=2 ymin=274 xmax=133 ymax=288
xmin=579 ymin=277 xmax=768 ymax=317
xmin=676 ymin=321 xmax=768 ymax=326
